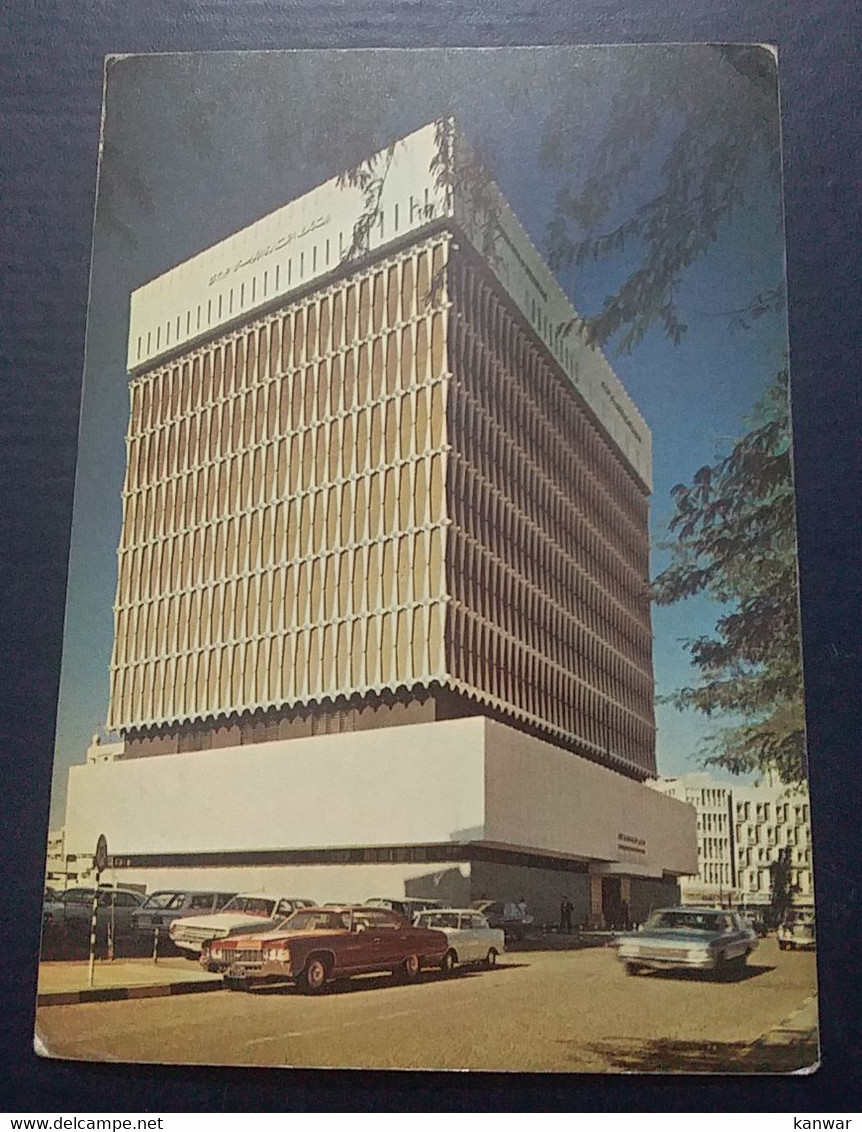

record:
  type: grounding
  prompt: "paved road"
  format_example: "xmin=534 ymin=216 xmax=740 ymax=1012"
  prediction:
xmin=35 ymin=937 xmax=817 ymax=1073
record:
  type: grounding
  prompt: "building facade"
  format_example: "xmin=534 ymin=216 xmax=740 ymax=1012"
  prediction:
xmin=62 ymin=121 xmax=696 ymax=925
xmin=650 ymin=773 xmax=814 ymax=911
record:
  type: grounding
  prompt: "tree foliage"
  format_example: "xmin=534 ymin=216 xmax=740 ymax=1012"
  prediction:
xmin=769 ymin=846 xmax=794 ymax=927
xmin=541 ymin=45 xmax=784 ymax=353
xmin=653 ymin=378 xmax=806 ymax=783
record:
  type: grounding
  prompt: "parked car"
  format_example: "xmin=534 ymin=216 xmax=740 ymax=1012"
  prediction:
xmin=42 ymin=892 xmax=66 ymax=928
xmin=470 ymin=899 xmax=534 ymax=941
xmin=169 ymin=892 xmax=314 ymax=956
xmin=362 ymin=897 xmax=443 ymax=921
xmin=202 ymin=905 xmax=450 ymax=993
xmin=615 ymin=906 xmax=757 ymax=978
xmin=738 ymin=909 xmax=768 ymax=937
xmin=778 ymin=910 xmax=816 ymax=950
xmin=131 ymin=890 xmax=237 ymax=942
xmin=414 ymin=908 xmax=505 ymax=971
xmin=43 ymin=886 xmax=146 ymax=939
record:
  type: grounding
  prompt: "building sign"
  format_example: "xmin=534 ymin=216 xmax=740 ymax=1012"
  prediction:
xmin=207 ymin=214 xmax=331 ymax=287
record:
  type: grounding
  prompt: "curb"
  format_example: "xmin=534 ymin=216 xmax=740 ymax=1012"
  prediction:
xmin=37 ymin=978 xmax=224 ymax=1007
xmin=742 ymin=994 xmax=820 ymax=1073
xmin=754 ymin=993 xmax=819 ymax=1045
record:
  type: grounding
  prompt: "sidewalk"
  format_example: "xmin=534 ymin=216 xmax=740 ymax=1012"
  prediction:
xmin=37 ymin=956 xmax=223 ymax=1007
xmin=742 ymin=995 xmax=820 ymax=1073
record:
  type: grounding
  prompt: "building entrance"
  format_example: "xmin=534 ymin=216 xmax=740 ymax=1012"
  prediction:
xmin=601 ymin=876 xmax=628 ymax=930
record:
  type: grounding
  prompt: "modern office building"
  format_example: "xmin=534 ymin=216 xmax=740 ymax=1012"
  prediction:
xmin=650 ymin=773 xmax=814 ymax=911
xmin=62 ymin=121 xmax=696 ymax=926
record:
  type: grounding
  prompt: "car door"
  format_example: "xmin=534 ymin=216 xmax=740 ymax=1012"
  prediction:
xmin=60 ymin=889 xmax=89 ymax=925
xmin=454 ymin=914 xmax=475 ymax=963
xmin=340 ymin=909 xmax=387 ymax=973
xmin=723 ymin=914 xmax=747 ymax=958
xmin=365 ymin=909 xmax=409 ymax=969
xmin=112 ymin=890 xmax=142 ymax=934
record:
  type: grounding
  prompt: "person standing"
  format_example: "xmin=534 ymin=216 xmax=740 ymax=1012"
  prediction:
xmin=560 ymin=895 xmax=573 ymax=934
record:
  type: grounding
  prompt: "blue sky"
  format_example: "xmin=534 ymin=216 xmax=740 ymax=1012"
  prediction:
xmin=49 ymin=47 xmax=791 ymax=822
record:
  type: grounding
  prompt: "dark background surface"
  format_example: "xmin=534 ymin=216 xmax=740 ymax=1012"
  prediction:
xmin=1 ymin=0 xmax=860 ymax=1113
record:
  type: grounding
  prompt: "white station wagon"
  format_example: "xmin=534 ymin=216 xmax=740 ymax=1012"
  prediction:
xmin=414 ymin=908 xmax=505 ymax=973
xmin=169 ymin=892 xmax=314 ymax=956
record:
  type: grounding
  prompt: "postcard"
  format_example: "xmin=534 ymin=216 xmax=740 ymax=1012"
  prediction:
xmin=35 ymin=45 xmax=817 ymax=1073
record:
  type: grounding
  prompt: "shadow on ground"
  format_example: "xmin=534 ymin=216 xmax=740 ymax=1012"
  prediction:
xmin=566 ymin=1035 xmax=818 ymax=1074
xmin=634 ymin=963 xmax=775 ymax=984
xmin=246 ymin=961 xmax=528 ymax=997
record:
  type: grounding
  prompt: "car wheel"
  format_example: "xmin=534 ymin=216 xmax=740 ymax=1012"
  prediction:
xmin=401 ymin=953 xmax=421 ymax=982
xmin=439 ymin=950 xmax=456 ymax=975
xmin=298 ymin=955 xmax=329 ymax=995
xmin=624 ymin=962 xmax=642 ymax=976
xmin=714 ymin=952 xmax=731 ymax=980
xmin=484 ymin=948 xmax=498 ymax=968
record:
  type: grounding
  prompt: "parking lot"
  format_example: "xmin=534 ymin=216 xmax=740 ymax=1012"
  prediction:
xmin=35 ymin=936 xmax=817 ymax=1073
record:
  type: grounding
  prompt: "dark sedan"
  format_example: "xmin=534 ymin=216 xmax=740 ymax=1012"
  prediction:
xmin=203 ymin=905 xmax=450 ymax=993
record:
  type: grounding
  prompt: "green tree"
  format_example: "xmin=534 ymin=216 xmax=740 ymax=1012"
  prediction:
xmin=541 ymin=43 xmax=784 ymax=353
xmin=652 ymin=378 xmax=806 ymax=783
xmin=769 ymin=845 xmax=794 ymax=928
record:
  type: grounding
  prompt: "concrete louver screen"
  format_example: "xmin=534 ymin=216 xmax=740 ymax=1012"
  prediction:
xmin=109 ymin=230 xmax=655 ymax=778
xmin=110 ymin=236 xmax=452 ymax=734
xmin=445 ymin=248 xmax=655 ymax=777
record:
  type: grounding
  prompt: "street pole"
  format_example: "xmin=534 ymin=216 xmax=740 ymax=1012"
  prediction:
xmin=108 ymin=870 xmax=116 ymax=962
xmin=87 ymin=869 xmax=101 ymax=988
xmin=88 ymin=833 xmax=109 ymax=988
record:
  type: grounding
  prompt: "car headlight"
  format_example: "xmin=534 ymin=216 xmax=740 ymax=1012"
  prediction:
xmin=263 ymin=946 xmax=290 ymax=963
xmin=209 ymin=947 xmax=226 ymax=960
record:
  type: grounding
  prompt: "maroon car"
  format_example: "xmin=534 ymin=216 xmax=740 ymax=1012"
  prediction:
xmin=202 ymin=905 xmax=450 ymax=993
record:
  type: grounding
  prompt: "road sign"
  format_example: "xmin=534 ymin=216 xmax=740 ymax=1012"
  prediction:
xmin=94 ymin=833 xmax=108 ymax=875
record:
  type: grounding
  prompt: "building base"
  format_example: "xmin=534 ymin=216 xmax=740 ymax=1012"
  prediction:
xmin=64 ymin=716 xmax=695 ymax=927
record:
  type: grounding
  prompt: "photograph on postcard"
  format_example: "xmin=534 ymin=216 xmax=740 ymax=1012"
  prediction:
xmin=35 ymin=46 xmax=817 ymax=1073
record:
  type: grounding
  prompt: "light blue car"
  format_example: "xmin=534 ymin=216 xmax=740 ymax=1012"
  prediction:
xmin=615 ymin=907 xmax=758 ymax=979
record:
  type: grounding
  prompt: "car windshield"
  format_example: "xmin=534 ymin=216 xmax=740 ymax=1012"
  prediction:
xmin=644 ymin=910 xmax=725 ymax=933
xmin=417 ymin=913 xmax=460 ymax=929
xmin=221 ymin=896 xmax=276 ymax=917
xmin=141 ymin=892 xmax=185 ymax=910
xmin=276 ymin=910 xmax=350 ymax=933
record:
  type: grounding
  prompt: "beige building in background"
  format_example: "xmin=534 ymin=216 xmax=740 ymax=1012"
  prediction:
xmin=61 ymin=121 xmax=695 ymax=925
xmin=650 ymin=772 xmax=813 ymax=911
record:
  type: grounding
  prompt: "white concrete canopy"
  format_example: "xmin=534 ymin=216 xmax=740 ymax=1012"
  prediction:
xmin=64 ymin=717 xmax=695 ymax=880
